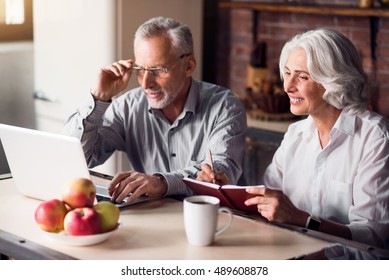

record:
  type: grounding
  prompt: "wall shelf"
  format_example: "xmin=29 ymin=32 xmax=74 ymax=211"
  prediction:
xmin=219 ymin=1 xmax=389 ymax=17
xmin=219 ymin=1 xmax=389 ymax=59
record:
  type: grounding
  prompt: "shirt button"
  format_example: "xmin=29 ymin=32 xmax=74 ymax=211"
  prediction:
xmin=170 ymin=153 xmax=176 ymax=157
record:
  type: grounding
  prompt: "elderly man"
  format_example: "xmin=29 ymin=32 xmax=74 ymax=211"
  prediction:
xmin=64 ymin=16 xmax=246 ymax=205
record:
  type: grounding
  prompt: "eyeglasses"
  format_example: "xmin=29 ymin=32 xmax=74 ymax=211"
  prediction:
xmin=132 ymin=53 xmax=191 ymax=78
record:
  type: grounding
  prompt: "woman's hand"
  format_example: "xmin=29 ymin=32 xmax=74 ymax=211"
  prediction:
xmin=245 ymin=187 xmax=308 ymax=226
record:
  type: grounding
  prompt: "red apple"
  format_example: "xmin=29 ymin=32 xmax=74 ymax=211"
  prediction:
xmin=35 ymin=199 xmax=68 ymax=233
xmin=61 ymin=177 xmax=96 ymax=209
xmin=64 ymin=207 xmax=101 ymax=236
xmin=93 ymin=201 xmax=120 ymax=233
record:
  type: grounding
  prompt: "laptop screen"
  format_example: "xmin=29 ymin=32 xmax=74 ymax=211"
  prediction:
xmin=0 ymin=139 xmax=11 ymax=179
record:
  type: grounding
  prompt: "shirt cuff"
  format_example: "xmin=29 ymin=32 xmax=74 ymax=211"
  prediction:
xmin=348 ymin=223 xmax=383 ymax=248
xmin=154 ymin=172 xmax=194 ymax=197
xmin=83 ymin=93 xmax=110 ymax=121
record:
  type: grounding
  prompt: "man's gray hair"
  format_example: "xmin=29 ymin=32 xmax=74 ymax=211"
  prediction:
xmin=134 ymin=16 xmax=193 ymax=56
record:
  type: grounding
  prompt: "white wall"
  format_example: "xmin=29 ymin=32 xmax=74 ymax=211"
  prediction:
xmin=0 ymin=41 xmax=35 ymax=129
xmin=0 ymin=42 xmax=35 ymax=175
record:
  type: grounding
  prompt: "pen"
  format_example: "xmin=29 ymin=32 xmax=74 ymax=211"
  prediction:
xmin=208 ymin=149 xmax=214 ymax=171
xmin=208 ymin=149 xmax=217 ymax=184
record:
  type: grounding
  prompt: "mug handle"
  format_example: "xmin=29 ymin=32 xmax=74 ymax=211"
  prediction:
xmin=215 ymin=207 xmax=233 ymax=236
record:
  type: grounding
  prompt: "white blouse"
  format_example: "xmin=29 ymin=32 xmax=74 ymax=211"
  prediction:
xmin=263 ymin=109 xmax=389 ymax=249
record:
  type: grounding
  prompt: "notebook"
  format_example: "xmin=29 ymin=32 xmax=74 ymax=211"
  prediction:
xmin=0 ymin=124 xmax=148 ymax=208
xmin=182 ymin=177 xmax=261 ymax=214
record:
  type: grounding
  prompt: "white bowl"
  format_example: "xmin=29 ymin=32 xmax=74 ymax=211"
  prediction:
xmin=42 ymin=223 xmax=121 ymax=247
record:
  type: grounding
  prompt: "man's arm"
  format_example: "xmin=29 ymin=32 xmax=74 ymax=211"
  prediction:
xmin=63 ymin=59 xmax=133 ymax=167
xmin=162 ymin=92 xmax=247 ymax=196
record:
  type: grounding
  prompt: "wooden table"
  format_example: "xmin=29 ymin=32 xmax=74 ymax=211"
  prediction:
xmin=0 ymin=178 xmax=333 ymax=260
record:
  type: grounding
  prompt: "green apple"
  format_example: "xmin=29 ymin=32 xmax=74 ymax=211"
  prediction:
xmin=93 ymin=201 xmax=120 ymax=233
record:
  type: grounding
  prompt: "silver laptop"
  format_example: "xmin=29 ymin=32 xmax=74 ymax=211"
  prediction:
xmin=0 ymin=138 xmax=12 ymax=180
xmin=0 ymin=124 xmax=148 ymax=208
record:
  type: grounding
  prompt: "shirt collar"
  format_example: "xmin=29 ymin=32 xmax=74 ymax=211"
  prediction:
xmin=300 ymin=109 xmax=356 ymax=140
xmin=300 ymin=116 xmax=314 ymax=141
xmin=332 ymin=109 xmax=356 ymax=137
xmin=183 ymin=78 xmax=199 ymax=115
xmin=148 ymin=78 xmax=199 ymax=116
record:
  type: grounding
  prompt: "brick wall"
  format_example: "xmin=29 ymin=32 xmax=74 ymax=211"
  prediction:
xmin=216 ymin=0 xmax=389 ymax=118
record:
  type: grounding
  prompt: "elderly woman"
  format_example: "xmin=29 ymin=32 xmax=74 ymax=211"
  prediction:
xmin=243 ymin=28 xmax=389 ymax=249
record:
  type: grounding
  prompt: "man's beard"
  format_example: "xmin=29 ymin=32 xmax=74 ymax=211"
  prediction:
xmin=146 ymin=90 xmax=175 ymax=109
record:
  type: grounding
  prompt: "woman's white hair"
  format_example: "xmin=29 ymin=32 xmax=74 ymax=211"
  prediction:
xmin=279 ymin=28 xmax=369 ymax=113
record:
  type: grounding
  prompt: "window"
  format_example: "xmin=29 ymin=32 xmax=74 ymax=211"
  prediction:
xmin=0 ymin=0 xmax=33 ymax=41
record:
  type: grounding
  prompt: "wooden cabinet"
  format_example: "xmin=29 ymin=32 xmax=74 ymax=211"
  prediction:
xmin=219 ymin=1 xmax=389 ymax=16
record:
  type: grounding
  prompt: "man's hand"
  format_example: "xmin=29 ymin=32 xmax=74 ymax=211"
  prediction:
xmin=196 ymin=163 xmax=228 ymax=186
xmin=108 ymin=171 xmax=168 ymax=204
xmin=91 ymin=59 xmax=133 ymax=102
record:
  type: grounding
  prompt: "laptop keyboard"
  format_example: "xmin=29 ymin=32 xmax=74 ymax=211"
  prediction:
xmin=96 ymin=194 xmax=114 ymax=203
xmin=95 ymin=193 xmax=130 ymax=208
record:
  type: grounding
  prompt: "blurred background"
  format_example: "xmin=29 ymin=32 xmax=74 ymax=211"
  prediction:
xmin=1 ymin=0 xmax=389 ymax=184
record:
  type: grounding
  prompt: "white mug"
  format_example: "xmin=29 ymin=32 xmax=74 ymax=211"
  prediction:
xmin=183 ymin=195 xmax=233 ymax=246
